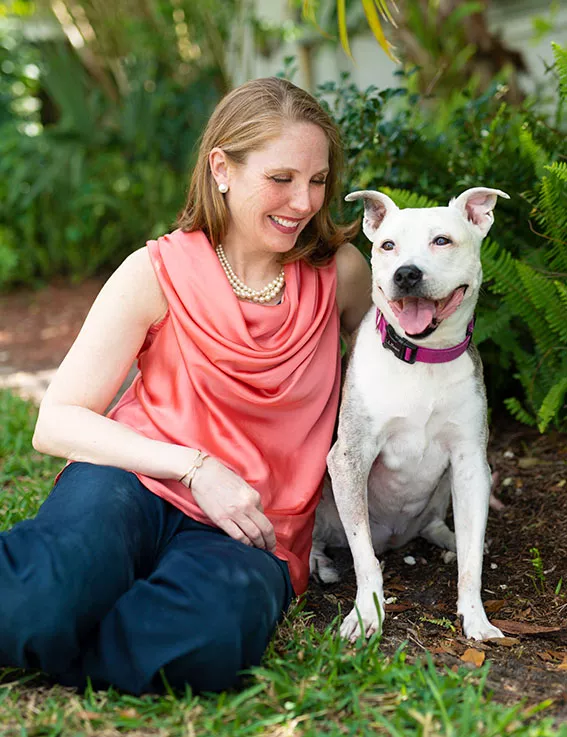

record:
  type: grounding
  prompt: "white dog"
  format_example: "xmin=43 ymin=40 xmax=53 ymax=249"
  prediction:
xmin=311 ymin=187 xmax=509 ymax=642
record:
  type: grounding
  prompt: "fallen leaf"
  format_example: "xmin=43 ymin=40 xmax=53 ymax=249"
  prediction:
xmin=538 ymin=651 xmax=554 ymax=662
xmin=429 ymin=642 xmax=460 ymax=656
xmin=518 ymin=457 xmax=551 ymax=469
xmin=487 ymin=637 xmax=520 ymax=647
xmin=387 ymin=583 xmax=407 ymax=592
xmin=461 ymin=648 xmax=486 ymax=667
xmin=118 ymin=709 xmax=140 ymax=719
xmin=484 ymin=599 xmax=507 ymax=614
xmin=77 ymin=711 xmax=101 ymax=721
xmin=492 ymin=619 xmax=562 ymax=636
xmin=385 ymin=602 xmax=413 ymax=612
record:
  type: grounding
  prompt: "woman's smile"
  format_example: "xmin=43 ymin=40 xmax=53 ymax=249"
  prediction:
xmin=268 ymin=215 xmax=302 ymax=234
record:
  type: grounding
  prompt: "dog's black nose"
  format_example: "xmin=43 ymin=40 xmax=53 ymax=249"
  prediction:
xmin=393 ymin=265 xmax=423 ymax=291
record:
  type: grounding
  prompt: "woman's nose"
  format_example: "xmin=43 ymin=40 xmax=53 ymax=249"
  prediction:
xmin=289 ymin=185 xmax=313 ymax=215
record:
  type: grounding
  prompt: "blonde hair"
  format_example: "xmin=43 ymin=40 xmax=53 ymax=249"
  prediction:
xmin=178 ymin=77 xmax=358 ymax=266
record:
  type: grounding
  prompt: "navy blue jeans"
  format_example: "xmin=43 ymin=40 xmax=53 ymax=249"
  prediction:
xmin=0 ymin=463 xmax=293 ymax=694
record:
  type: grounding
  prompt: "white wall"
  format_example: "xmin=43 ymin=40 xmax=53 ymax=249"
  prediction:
xmin=487 ymin=0 xmax=567 ymax=95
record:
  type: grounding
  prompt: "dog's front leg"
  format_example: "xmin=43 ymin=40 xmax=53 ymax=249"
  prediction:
xmin=450 ymin=446 xmax=503 ymax=640
xmin=328 ymin=437 xmax=384 ymax=641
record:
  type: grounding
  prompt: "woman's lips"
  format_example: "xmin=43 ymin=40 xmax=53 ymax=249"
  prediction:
xmin=269 ymin=215 xmax=301 ymax=234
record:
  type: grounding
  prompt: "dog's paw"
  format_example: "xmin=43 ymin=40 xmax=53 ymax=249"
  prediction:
xmin=339 ymin=596 xmax=385 ymax=642
xmin=309 ymin=550 xmax=340 ymax=584
xmin=462 ymin=615 xmax=504 ymax=641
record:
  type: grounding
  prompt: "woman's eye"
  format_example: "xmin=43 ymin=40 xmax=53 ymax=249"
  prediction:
xmin=311 ymin=179 xmax=327 ymax=186
xmin=381 ymin=240 xmax=395 ymax=251
xmin=433 ymin=235 xmax=452 ymax=246
xmin=271 ymin=177 xmax=291 ymax=184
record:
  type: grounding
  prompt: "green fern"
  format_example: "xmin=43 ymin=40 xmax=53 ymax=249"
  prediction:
xmin=505 ymin=397 xmax=537 ymax=427
xmin=517 ymin=127 xmax=549 ymax=179
xmin=517 ymin=262 xmax=567 ymax=348
xmin=381 ymin=188 xmax=439 ymax=209
xmin=534 ymin=162 xmax=567 ymax=273
xmin=552 ymin=42 xmax=567 ymax=101
xmin=538 ymin=377 xmax=567 ymax=432
xmin=474 ymin=301 xmax=512 ymax=345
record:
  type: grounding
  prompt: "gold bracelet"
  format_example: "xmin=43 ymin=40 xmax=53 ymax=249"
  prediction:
xmin=178 ymin=450 xmax=209 ymax=488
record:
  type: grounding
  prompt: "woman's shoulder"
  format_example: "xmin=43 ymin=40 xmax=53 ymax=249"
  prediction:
xmin=334 ymin=243 xmax=373 ymax=334
xmin=114 ymin=247 xmax=168 ymax=325
xmin=335 ymin=242 xmax=368 ymax=272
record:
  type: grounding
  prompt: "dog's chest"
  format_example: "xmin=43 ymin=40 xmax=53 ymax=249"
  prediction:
xmin=366 ymin=416 xmax=450 ymax=516
xmin=378 ymin=418 xmax=445 ymax=471
xmin=349 ymin=318 xmax=477 ymax=517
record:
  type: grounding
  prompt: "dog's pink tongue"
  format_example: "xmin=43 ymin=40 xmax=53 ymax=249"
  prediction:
xmin=398 ymin=298 xmax=435 ymax=335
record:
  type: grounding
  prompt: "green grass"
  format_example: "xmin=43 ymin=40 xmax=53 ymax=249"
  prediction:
xmin=1 ymin=388 xmax=566 ymax=736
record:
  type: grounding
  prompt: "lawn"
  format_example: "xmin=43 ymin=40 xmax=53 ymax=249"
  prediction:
xmin=0 ymin=388 xmax=565 ymax=737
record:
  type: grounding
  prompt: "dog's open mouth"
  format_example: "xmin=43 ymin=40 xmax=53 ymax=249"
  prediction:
xmin=389 ymin=285 xmax=468 ymax=337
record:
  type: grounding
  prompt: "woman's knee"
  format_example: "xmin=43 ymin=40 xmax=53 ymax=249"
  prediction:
xmin=154 ymin=567 xmax=288 ymax=693
xmin=0 ymin=467 xmax=159 ymax=674
xmin=37 ymin=463 xmax=164 ymax=575
xmin=0 ymin=576 xmax=82 ymax=671
xmin=156 ymin=605 xmax=278 ymax=693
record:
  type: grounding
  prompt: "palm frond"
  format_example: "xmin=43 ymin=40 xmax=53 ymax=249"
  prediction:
xmin=301 ymin=0 xmax=397 ymax=60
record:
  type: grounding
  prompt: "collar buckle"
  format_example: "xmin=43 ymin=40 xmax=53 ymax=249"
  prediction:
xmin=383 ymin=323 xmax=418 ymax=364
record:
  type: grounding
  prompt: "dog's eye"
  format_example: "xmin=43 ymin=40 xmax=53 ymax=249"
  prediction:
xmin=380 ymin=240 xmax=395 ymax=251
xmin=433 ymin=236 xmax=452 ymax=246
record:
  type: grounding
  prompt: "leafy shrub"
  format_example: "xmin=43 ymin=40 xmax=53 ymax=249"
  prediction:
xmin=0 ymin=20 xmax=222 ymax=288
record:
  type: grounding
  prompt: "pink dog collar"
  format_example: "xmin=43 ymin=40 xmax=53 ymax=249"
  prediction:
xmin=376 ymin=309 xmax=474 ymax=364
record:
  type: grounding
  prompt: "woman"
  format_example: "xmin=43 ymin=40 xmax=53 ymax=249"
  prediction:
xmin=0 ymin=77 xmax=371 ymax=694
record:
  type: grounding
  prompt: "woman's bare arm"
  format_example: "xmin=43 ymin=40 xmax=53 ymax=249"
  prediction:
xmin=32 ymin=247 xmax=276 ymax=551
xmin=32 ymin=247 xmax=196 ymax=480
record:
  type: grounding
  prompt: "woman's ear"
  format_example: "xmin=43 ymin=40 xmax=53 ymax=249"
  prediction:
xmin=209 ymin=147 xmax=230 ymax=191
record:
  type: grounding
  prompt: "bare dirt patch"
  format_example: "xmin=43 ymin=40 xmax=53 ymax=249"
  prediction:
xmin=0 ymin=279 xmax=104 ymax=374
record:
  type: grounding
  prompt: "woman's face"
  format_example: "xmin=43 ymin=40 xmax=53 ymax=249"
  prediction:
xmin=222 ymin=122 xmax=330 ymax=257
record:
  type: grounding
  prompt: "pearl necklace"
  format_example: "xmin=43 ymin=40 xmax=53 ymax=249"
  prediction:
xmin=216 ymin=244 xmax=285 ymax=304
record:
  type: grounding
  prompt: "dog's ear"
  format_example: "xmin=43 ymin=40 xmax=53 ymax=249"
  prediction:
xmin=450 ymin=187 xmax=510 ymax=237
xmin=345 ymin=190 xmax=398 ymax=242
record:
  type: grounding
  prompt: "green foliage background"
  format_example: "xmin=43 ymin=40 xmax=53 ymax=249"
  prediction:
xmin=0 ymin=0 xmax=233 ymax=284
xmin=0 ymin=1 xmax=565 ymax=431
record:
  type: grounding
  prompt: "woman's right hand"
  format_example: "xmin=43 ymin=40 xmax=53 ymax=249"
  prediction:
xmin=186 ymin=457 xmax=277 ymax=553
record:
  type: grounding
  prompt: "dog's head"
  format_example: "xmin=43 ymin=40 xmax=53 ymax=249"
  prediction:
xmin=346 ymin=187 xmax=509 ymax=340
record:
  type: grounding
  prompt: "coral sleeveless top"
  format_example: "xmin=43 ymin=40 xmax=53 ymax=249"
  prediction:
xmin=108 ymin=230 xmax=341 ymax=594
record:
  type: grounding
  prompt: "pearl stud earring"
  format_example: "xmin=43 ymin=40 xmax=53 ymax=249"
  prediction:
xmin=218 ymin=183 xmax=229 ymax=194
